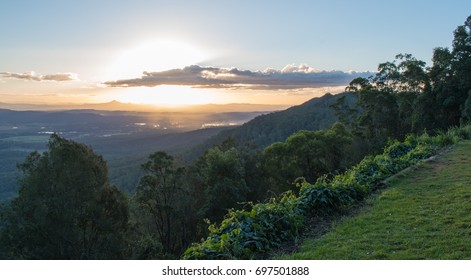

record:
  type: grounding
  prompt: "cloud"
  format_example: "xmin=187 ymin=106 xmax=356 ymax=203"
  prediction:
xmin=0 ymin=71 xmax=79 ymax=82
xmin=103 ymin=64 xmax=372 ymax=90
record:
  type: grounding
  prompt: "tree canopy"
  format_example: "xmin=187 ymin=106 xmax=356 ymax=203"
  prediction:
xmin=132 ymin=151 xmax=192 ymax=257
xmin=343 ymin=16 xmax=471 ymax=151
xmin=0 ymin=134 xmax=128 ymax=259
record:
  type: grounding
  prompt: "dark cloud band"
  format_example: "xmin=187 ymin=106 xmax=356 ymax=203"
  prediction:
xmin=104 ymin=65 xmax=372 ymax=90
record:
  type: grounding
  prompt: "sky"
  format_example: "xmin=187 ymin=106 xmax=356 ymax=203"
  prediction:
xmin=1 ymin=0 xmax=470 ymax=107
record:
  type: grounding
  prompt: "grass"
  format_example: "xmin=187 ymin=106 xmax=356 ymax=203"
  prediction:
xmin=280 ymin=141 xmax=471 ymax=259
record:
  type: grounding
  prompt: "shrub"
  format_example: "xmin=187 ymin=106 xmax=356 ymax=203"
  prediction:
xmin=182 ymin=193 xmax=303 ymax=259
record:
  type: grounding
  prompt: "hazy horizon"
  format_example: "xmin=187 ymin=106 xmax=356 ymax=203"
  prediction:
xmin=0 ymin=97 xmax=294 ymax=113
xmin=1 ymin=1 xmax=470 ymax=107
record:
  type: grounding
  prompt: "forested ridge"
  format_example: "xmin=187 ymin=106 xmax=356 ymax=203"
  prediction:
xmin=0 ymin=15 xmax=470 ymax=259
xmin=182 ymin=92 xmax=357 ymax=161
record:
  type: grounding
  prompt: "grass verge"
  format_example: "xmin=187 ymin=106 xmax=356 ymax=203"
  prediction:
xmin=280 ymin=141 xmax=471 ymax=259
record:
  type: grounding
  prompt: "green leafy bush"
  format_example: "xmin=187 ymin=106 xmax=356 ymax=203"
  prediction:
xmin=182 ymin=193 xmax=303 ymax=259
xmin=447 ymin=125 xmax=471 ymax=141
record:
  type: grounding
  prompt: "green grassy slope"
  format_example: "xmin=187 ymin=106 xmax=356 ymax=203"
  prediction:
xmin=282 ymin=141 xmax=471 ymax=260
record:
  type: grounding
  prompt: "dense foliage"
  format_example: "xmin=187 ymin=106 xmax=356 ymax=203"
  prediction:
xmin=182 ymin=126 xmax=471 ymax=259
xmin=262 ymin=123 xmax=353 ymax=194
xmin=0 ymin=135 xmax=128 ymax=259
xmin=129 ymin=151 xmax=194 ymax=258
xmin=343 ymin=15 xmax=471 ymax=152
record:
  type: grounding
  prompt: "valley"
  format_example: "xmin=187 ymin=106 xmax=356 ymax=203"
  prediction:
xmin=0 ymin=107 xmax=276 ymax=200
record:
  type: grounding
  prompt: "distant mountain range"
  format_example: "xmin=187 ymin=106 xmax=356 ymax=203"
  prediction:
xmin=0 ymin=100 xmax=290 ymax=113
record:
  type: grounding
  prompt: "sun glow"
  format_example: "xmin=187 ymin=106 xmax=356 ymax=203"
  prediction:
xmin=101 ymin=39 xmax=218 ymax=106
xmin=113 ymin=85 xmax=224 ymax=107
xmin=106 ymin=39 xmax=209 ymax=80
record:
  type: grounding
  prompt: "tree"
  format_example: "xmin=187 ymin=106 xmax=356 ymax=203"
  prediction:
xmin=345 ymin=53 xmax=434 ymax=148
xmin=453 ymin=16 xmax=471 ymax=125
xmin=133 ymin=151 xmax=191 ymax=257
xmin=329 ymin=94 xmax=360 ymax=131
xmin=355 ymin=86 xmax=400 ymax=147
xmin=262 ymin=123 xmax=352 ymax=193
xmin=0 ymin=134 xmax=128 ymax=259
xmin=426 ymin=16 xmax=471 ymax=128
xmin=199 ymin=146 xmax=248 ymax=223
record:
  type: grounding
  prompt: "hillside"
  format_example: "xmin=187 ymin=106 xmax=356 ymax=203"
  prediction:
xmin=283 ymin=141 xmax=471 ymax=259
xmin=183 ymin=92 xmax=357 ymax=160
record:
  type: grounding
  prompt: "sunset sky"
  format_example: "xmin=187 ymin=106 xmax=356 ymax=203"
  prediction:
xmin=1 ymin=0 xmax=470 ymax=107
